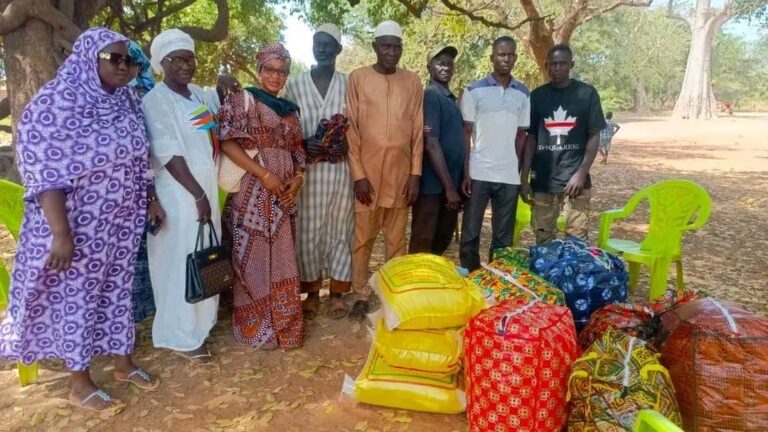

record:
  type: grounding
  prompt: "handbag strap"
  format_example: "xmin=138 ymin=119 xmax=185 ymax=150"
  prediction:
xmin=194 ymin=221 xmax=222 ymax=252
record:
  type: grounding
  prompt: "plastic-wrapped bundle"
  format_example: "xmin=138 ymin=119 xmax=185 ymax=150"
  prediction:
xmin=567 ymin=328 xmax=682 ymax=431
xmin=579 ymin=289 xmax=701 ymax=350
xmin=530 ymin=236 xmax=628 ymax=330
xmin=372 ymin=318 xmax=462 ymax=376
xmin=655 ymin=298 xmax=768 ymax=431
xmin=464 ymin=299 xmax=579 ymax=432
xmin=467 ymin=260 xmax=565 ymax=306
xmin=369 ymin=253 xmax=487 ymax=330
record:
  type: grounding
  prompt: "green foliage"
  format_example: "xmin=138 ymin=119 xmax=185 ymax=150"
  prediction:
xmin=571 ymin=9 xmax=690 ymax=111
xmin=164 ymin=0 xmax=283 ymax=85
xmin=338 ymin=5 xmax=542 ymax=93
xmin=712 ymin=32 xmax=768 ymax=109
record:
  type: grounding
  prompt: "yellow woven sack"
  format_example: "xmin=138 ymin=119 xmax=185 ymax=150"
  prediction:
xmin=370 ymin=254 xmax=487 ymax=330
xmin=373 ymin=319 xmax=462 ymax=376
xmin=342 ymin=345 xmax=466 ymax=414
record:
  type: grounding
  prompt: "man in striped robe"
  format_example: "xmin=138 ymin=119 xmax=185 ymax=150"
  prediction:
xmin=284 ymin=23 xmax=354 ymax=320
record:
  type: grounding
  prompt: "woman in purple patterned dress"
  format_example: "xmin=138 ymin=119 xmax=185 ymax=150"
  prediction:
xmin=0 ymin=28 xmax=161 ymax=411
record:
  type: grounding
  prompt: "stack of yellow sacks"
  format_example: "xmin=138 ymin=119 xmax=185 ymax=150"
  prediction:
xmin=342 ymin=254 xmax=487 ymax=414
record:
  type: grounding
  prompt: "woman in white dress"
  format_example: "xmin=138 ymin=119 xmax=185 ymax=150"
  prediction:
xmin=143 ymin=29 xmax=238 ymax=363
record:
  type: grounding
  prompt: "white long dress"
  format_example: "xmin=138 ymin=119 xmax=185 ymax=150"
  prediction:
xmin=143 ymin=82 xmax=220 ymax=351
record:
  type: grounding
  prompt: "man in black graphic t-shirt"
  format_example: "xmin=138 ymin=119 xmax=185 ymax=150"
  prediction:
xmin=521 ymin=44 xmax=605 ymax=244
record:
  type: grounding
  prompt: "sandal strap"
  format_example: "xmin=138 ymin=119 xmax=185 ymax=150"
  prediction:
xmin=81 ymin=389 xmax=112 ymax=405
xmin=126 ymin=369 xmax=152 ymax=382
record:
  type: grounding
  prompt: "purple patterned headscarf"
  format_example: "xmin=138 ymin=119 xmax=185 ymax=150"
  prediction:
xmin=257 ymin=43 xmax=291 ymax=72
xmin=15 ymin=27 xmax=149 ymax=198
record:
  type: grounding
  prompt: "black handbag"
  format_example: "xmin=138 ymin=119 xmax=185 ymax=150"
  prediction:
xmin=185 ymin=221 xmax=234 ymax=304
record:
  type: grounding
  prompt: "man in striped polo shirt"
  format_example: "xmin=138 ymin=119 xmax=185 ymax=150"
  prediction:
xmin=459 ymin=36 xmax=530 ymax=271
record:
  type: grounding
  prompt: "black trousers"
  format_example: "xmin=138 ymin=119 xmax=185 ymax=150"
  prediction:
xmin=409 ymin=194 xmax=460 ymax=256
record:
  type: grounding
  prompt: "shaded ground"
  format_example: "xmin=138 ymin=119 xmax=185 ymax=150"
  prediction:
xmin=1 ymin=114 xmax=767 ymax=432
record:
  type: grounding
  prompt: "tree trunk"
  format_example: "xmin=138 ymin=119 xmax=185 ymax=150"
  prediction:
xmin=671 ymin=0 xmax=732 ymax=120
xmin=1 ymin=15 xmax=59 ymax=180
xmin=633 ymin=79 xmax=649 ymax=114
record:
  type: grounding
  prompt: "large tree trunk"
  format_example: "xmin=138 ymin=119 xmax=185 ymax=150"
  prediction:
xmin=633 ymin=79 xmax=649 ymax=114
xmin=672 ymin=18 xmax=719 ymax=119
xmin=1 ymin=14 xmax=59 ymax=180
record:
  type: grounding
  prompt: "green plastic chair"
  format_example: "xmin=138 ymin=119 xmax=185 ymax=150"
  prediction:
xmin=513 ymin=198 xmax=566 ymax=247
xmin=598 ymin=180 xmax=711 ymax=300
xmin=0 ymin=179 xmax=40 ymax=387
xmin=633 ymin=410 xmax=684 ymax=432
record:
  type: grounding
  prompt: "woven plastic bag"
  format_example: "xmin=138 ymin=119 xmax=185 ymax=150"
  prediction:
xmin=373 ymin=318 xmax=462 ymax=376
xmin=342 ymin=345 xmax=466 ymax=414
xmin=579 ymin=289 xmax=702 ymax=350
xmin=655 ymin=298 xmax=768 ymax=431
xmin=567 ymin=328 xmax=683 ymax=431
xmin=369 ymin=253 xmax=487 ymax=330
xmin=464 ymin=298 xmax=579 ymax=432
xmin=467 ymin=260 xmax=566 ymax=306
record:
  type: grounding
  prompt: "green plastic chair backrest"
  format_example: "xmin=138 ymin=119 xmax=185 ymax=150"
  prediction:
xmin=0 ymin=180 xmax=25 ymax=241
xmin=628 ymin=180 xmax=711 ymax=257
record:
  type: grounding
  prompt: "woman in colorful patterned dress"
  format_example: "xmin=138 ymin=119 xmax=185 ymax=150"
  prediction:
xmin=0 ymin=28 xmax=160 ymax=411
xmin=219 ymin=43 xmax=306 ymax=350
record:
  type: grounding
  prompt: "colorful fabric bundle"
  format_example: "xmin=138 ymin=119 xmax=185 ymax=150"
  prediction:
xmin=655 ymin=298 xmax=768 ymax=431
xmin=464 ymin=299 xmax=579 ymax=432
xmin=579 ymin=289 xmax=702 ymax=350
xmin=310 ymin=112 xmax=349 ymax=164
xmin=466 ymin=260 xmax=565 ymax=306
xmin=492 ymin=247 xmax=531 ymax=269
xmin=530 ymin=236 xmax=628 ymax=330
xmin=567 ymin=328 xmax=683 ymax=431
xmin=369 ymin=253 xmax=487 ymax=330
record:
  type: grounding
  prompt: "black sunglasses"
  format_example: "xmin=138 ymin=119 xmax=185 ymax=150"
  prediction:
xmin=98 ymin=52 xmax=137 ymax=68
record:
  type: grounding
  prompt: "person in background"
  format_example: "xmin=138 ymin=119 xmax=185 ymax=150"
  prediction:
xmin=219 ymin=43 xmax=306 ymax=350
xmin=0 ymin=28 xmax=160 ymax=411
xmin=127 ymin=40 xmax=157 ymax=324
xmin=521 ymin=44 xmax=605 ymax=244
xmin=598 ymin=111 xmax=620 ymax=165
xmin=346 ymin=20 xmax=424 ymax=321
xmin=408 ymin=45 xmax=465 ymax=256
xmin=284 ymin=24 xmax=354 ymax=320
xmin=459 ymin=36 xmax=530 ymax=271
xmin=144 ymin=29 xmax=238 ymax=364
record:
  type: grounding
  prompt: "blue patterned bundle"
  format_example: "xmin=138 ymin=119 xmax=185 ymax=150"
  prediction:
xmin=530 ymin=237 xmax=628 ymax=330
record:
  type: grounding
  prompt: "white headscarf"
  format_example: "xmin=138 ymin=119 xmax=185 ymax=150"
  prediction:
xmin=150 ymin=29 xmax=195 ymax=74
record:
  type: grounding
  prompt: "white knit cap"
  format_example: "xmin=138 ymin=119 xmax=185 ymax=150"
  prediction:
xmin=150 ymin=29 xmax=195 ymax=74
xmin=373 ymin=20 xmax=403 ymax=39
xmin=315 ymin=23 xmax=342 ymax=45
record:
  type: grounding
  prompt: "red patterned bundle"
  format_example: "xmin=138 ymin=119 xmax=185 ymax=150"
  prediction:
xmin=464 ymin=299 xmax=580 ymax=432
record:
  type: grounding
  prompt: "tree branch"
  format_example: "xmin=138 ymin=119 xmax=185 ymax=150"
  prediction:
xmin=134 ymin=0 xmax=197 ymax=33
xmin=178 ymin=0 xmax=229 ymax=42
xmin=666 ymin=0 xmax=692 ymax=26
xmin=0 ymin=0 xmax=32 ymax=34
xmin=393 ymin=0 xmax=430 ymax=17
xmin=438 ymin=0 xmax=548 ymax=31
xmin=582 ymin=0 xmax=653 ymax=24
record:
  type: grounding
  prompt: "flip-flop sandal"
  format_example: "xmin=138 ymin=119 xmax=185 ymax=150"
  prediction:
xmin=302 ymin=296 xmax=321 ymax=320
xmin=114 ymin=368 xmax=160 ymax=391
xmin=173 ymin=349 xmax=215 ymax=365
xmin=69 ymin=389 xmax=125 ymax=413
xmin=327 ymin=296 xmax=350 ymax=320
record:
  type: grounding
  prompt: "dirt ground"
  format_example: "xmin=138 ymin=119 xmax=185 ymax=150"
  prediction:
xmin=1 ymin=114 xmax=767 ymax=432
